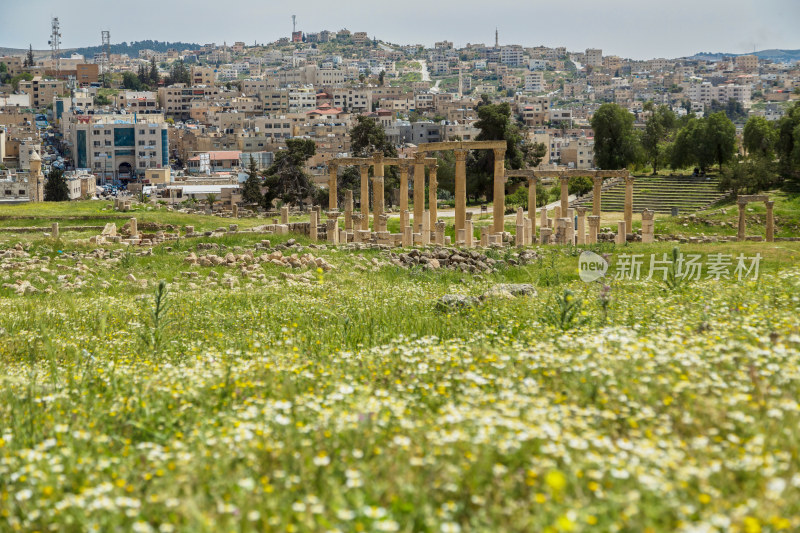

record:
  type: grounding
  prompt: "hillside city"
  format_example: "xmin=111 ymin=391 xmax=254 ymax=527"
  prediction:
xmin=2 ymin=14 xmax=800 ymax=533
xmin=1 ymin=20 xmax=798 ymax=206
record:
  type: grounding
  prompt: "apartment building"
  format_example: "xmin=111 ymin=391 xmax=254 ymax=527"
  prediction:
xmin=63 ymin=170 xmax=97 ymax=199
xmin=687 ymin=82 xmax=751 ymax=105
xmin=525 ymin=72 xmax=546 ymax=93
xmin=330 ymin=88 xmax=372 ymax=113
xmin=158 ymin=84 xmax=221 ymax=120
xmin=67 ymin=114 xmax=169 ymax=179
xmin=501 ymin=46 xmax=526 ymax=67
xmin=585 ymin=48 xmax=603 ymax=67
xmin=560 ymin=137 xmax=594 ymax=169
xmin=19 ymin=77 xmax=66 ymax=108
xmin=735 ymin=55 xmax=759 ymax=71
xmin=191 ymin=66 xmax=217 ymax=86
xmin=115 ymin=91 xmax=160 ymax=114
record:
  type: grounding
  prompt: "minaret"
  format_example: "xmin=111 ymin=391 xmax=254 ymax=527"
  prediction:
xmin=458 ymin=64 xmax=463 ymax=99
xmin=495 ymin=28 xmax=499 ymax=49
xmin=29 ymin=150 xmax=44 ymax=202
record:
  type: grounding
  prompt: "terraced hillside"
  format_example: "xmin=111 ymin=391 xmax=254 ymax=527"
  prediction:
xmin=573 ymin=174 xmax=729 ymax=214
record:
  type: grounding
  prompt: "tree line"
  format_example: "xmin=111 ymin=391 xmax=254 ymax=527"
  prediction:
xmin=591 ymin=101 xmax=800 ymax=194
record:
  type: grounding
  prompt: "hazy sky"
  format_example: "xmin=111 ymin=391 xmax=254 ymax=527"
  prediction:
xmin=1 ymin=0 xmax=798 ymax=59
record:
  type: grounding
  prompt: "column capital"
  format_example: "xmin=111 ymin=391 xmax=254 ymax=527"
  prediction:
xmin=587 ymin=215 xmax=600 ymax=227
xmin=624 ymin=175 xmax=635 ymax=185
xmin=527 ymin=176 xmax=538 ymax=185
xmin=454 ymin=148 xmax=468 ymax=161
xmin=764 ymin=200 xmax=775 ymax=209
xmin=593 ymin=176 xmax=604 ymax=185
xmin=576 ymin=207 xmax=587 ymax=216
xmin=493 ymin=147 xmax=506 ymax=160
xmin=373 ymin=152 xmax=384 ymax=164
xmin=560 ymin=175 xmax=570 ymax=184
xmin=737 ymin=199 xmax=749 ymax=207
xmin=328 ymin=162 xmax=338 ymax=171
xmin=413 ymin=151 xmax=426 ymax=162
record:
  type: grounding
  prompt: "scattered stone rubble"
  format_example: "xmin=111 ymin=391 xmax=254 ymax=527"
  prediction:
xmin=435 ymin=283 xmax=537 ymax=311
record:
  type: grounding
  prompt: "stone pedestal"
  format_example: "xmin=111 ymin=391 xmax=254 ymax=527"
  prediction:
xmin=326 ymin=218 xmax=339 ymax=244
xmin=737 ymin=200 xmax=747 ymax=241
xmin=421 ymin=211 xmax=430 ymax=246
xmin=402 ymin=225 xmax=412 ymax=247
xmin=515 ymin=224 xmax=525 ymax=247
xmin=281 ymin=206 xmax=289 ymax=224
xmin=457 ymin=229 xmax=466 ymax=246
xmin=616 ymin=221 xmax=626 ymax=245
xmin=765 ymin=201 xmax=774 ymax=242
xmin=377 ymin=214 xmax=389 ymax=233
xmin=587 ymin=216 xmax=600 ymax=244
xmin=566 ymin=208 xmax=575 ymax=245
xmin=641 ymin=209 xmax=655 ymax=244
xmin=309 ymin=210 xmax=318 ymax=241
xmin=480 ymin=225 xmax=488 ymax=247
xmin=576 ymin=208 xmax=586 ymax=245
xmin=435 ymin=220 xmax=446 ymax=245
xmin=232 ymin=204 xmax=238 ymax=218
xmin=555 ymin=218 xmax=568 ymax=245
xmin=465 ymin=218 xmax=474 ymax=248
xmin=540 ymin=227 xmax=552 ymax=245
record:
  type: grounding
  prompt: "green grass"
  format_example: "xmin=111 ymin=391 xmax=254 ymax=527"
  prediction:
xmin=1 ymin=204 xmax=800 ymax=532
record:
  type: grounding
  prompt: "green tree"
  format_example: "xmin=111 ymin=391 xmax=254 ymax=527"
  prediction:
xmin=590 ymin=103 xmax=639 ymax=169
xmin=10 ymin=72 xmax=33 ymax=91
xmin=149 ymin=58 xmax=159 ymax=86
xmin=743 ymin=116 xmax=777 ymax=158
xmin=670 ymin=112 xmax=737 ymax=172
xmin=25 ymin=45 xmax=34 ymax=67
xmin=521 ymin=140 xmax=547 ymax=168
xmin=468 ymin=102 xmax=524 ymax=200
xmin=775 ymin=101 xmax=800 ymax=188
xmin=641 ymin=105 xmax=677 ymax=174
xmin=262 ymin=138 xmax=317 ymax=207
xmin=719 ymin=156 xmax=779 ymax=195
xmin=241 ymin=157 xmax=263 ymax=205
xmin=123 ymin=71 xmax=144 ymax=91
xmin=349 ymin=115 xmax=398 ymax=206
xmin=44 ymin=169 xmax=69 ymax=202
xmin=168 ymin=59 xmax=190 ymax=85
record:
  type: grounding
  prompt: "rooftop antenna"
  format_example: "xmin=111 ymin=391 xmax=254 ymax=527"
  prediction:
xmin=49 ymin=16 xmax=62 ymax=78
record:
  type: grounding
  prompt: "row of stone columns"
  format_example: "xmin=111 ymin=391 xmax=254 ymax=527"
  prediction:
xmin=737 ymin=197 xmax=775 ymax=242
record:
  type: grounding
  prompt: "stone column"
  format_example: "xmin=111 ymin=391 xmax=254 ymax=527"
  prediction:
xmin=360 ymin=165 xmax=370 ymax=230
xmin=560 ymin=176 xmax=570 ymax=215
xmin=413 ymin=152 xmax=425 ymax=229
xmin=624 ymin=175 xmax=634 ymax=235
xmin=309 ymin=210 xmax=318 ymax=241
xmin=576 ymin=207 xmax=586 ymax=245
xmin=616 ymin=221 xmax=626 ymax=245
xmin=52 ymin=222 xmax=59 ymax=239
xmin=373 ymin=153 xmax=385 ymax=228
xmin=587 ymin=215 xmax=600 ymax=244
xmin=402 ymin=225 xmax=412 ymax=247
xmin=281 ymin=206 xmax=289 ymax=224
xmin=566 ymin=208 xmax=575 ymax=245
xmin=515 ymin=224 xmax=524 ymax=247
xmin=454 ymin=148 xmax=468 ymax=235
xmin=465 ymin=214 xmax=474 ymax=248
xmin=765 ymin=200 xmax=774 ymax=242
xmin=493 ymin=148 xmax=506 ymax=234
xmin=344 ymin=190 xmax=354 ymax=231
xmin=737 ymin=199 xmax=747 ymax=241
xmin=130 ymin=217 xmax=138 ymax=238
xmin=328 ymin=163 xmax=338 ymax=211
xmin=540 ymin=206 xmax=548 ymax=231
xmin=350 ymin=214 xmax=362 ymax=240
xmin=526 ymin=218 xmax=533 ymax=245
xmin=399 ymin=162 xmax=410 ymax=216
xmin=527 ymin=176 xmax=537 ymax=238
xmin=592 ymin=176 xmax=603 ymax=216
xmin=479 ymin=225 xmax=488 ymax=247
xmin=435 ymin=220 xmax=446 ymax=245
xmin=421 ymin=211 xmax=430 ymax=245
xmin=553 ymin=206 xmax=561 ymax=220
xmin=232 ymin=204 xmax=238 ymax=218
xmin=429 ymin=164 xmax=438 ymax=231
xmin=516 ymin=207 xmax=524 ymax=228
xmin=641 ymin=208 xmax=655 ymax=244
xmin=400 ymin=209 xmax=409 ymax=231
